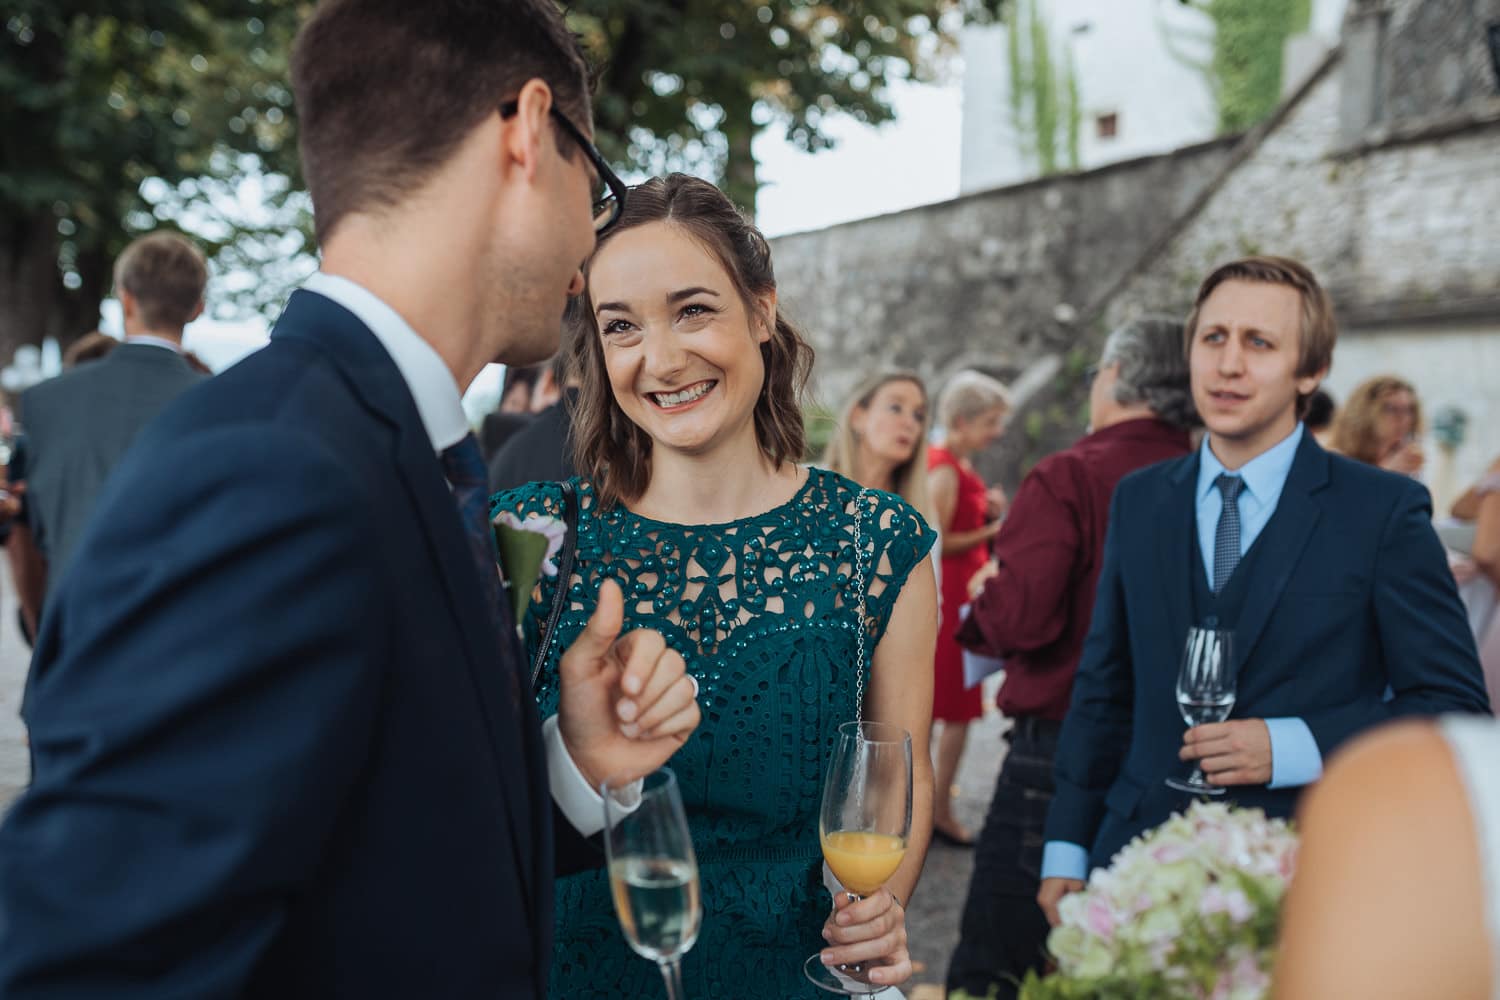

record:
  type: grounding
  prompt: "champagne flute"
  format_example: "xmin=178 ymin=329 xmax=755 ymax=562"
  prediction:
xmin=804 ymin=720 xmax=912 ymax=996
xmin=603 ymin=768 xmax=701 ymax=1000
xmin=1165 ymin=626 xmax=1235 ymax=796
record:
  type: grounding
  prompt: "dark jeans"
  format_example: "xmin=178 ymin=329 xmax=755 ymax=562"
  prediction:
xmin=946 ymin=717 xmax=1059 ymax=999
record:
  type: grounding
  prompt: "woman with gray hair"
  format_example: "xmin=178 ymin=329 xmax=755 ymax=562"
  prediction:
xmin=928 ymin=369 xmax=1012 ymax=846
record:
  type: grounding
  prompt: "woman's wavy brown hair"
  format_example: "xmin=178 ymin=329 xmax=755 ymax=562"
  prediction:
xmin=567 ymin=173 xmax=815 ymax=509
xmin=1329 ymin=374 xmax=1423 ymax=465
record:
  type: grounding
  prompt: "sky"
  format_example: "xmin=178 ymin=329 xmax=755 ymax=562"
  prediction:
xmin=754 ymin=77 xmax=963 ymax=239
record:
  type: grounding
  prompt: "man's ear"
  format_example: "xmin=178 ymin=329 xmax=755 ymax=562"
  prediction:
xmin=187 ymin=298 xmax=205 ymax=324
xmin=1296 ymin=367 xmax=1328 ymax=398
xmin=501 ymin=78 xmax=555 ymax=185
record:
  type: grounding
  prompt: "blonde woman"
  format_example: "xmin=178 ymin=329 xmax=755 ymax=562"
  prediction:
xmin=928 ymin=370 xmax=1011 ymax=846
xmin=823 ymin=371 xmax=935 ymax=525
xmin=1329 ymin=375 xmax=1424 ymax=475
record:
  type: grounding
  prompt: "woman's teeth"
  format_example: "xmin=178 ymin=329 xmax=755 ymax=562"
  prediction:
xmin=652 ymin=382 xmax=714 ymax=407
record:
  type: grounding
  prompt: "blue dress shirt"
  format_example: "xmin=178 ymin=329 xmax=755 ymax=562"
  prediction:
xmin=1041 ymin=424 xmax=1322 ymax=882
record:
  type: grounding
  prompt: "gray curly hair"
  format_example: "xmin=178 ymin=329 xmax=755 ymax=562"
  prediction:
xmin=1099 ymin=316 xmax=1200 ymax=430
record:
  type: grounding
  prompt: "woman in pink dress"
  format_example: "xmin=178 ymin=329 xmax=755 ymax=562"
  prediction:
xmin=928 ymin=371 xmax=1011 ymax=845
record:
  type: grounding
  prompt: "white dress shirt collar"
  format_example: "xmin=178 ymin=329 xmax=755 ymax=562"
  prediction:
xmin=1196 ymin=422 xmax=1305 ymax=507
xmin=123 ymin=334 xmax=184 ymax=354
xmin=302 ymin=272 xmax=469 ymax=453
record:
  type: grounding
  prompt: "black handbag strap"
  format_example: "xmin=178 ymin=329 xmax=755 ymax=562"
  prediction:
xmin=531 ymin=479 xmax=578 ymax=691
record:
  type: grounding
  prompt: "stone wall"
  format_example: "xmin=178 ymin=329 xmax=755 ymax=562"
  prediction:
xmin=1378 ymin=0 xmax=1500 ymax=125
xmin=769 ymin=137 xmax=1238 ymax=483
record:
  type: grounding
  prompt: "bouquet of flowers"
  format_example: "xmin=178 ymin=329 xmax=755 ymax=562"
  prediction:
xmin=1019 ymin=801 xmax=1298 ymax=1000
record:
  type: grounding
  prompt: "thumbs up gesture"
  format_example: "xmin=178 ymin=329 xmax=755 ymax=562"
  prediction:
xmin=556 ymin=578 xmax=701 ymax=790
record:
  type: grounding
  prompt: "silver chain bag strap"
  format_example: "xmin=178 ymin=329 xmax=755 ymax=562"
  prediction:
xmin=852 ymin=487 xmax=873 ymax=722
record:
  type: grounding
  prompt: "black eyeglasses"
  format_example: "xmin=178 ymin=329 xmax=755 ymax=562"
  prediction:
xmin=500 ymin=100 xmax=627 ymax=235
xmin=1084 ymin=365 xmax=1101 ymax=383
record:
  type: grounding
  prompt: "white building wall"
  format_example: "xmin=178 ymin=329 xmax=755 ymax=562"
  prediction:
xmin=960 ymin=0 xmax=1348 ymax=194
xmin=1327 ymin=324 xmax=1500 ymax=515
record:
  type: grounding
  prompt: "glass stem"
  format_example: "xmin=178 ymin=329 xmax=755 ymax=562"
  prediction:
xmin=841 ymin=892 xmax=866 ymax=974
xmin=659 ymin=958 xmax=685 ymax=1000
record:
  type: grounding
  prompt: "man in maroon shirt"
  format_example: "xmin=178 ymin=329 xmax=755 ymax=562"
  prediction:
xmin=945 ymin=316 xmax=1197 ymax=999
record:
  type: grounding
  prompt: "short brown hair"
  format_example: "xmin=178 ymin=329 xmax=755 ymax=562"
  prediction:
xmin=63 ymin=331 xmax=119 ymax=369
xmin=568 ymin=174 xmax=816 ymax=509
xmin=1185 ymin=255 xmax=1336 ymax=415
xmin=291 ymin=0 xmax=592 ymax=245
xmin=1330 ymin=375 xmax=1423 ymax=465
xmin=112 ymin=232 xmax=208 ymax=331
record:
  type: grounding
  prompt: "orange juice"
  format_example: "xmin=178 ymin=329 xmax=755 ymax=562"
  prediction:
xmin=820 ymin=831 xmax=906 ymax=895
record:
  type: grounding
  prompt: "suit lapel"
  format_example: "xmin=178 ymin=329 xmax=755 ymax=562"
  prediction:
xmin=1155 ymin=454 xmax=1198 ymax=650
xmin=272 ymin=291 xmax=538 ymax=912
xmin=1232 ymin=434 xmax=1328 ymax=671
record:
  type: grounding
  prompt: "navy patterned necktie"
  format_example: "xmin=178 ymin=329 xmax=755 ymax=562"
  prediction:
xmin=440 ymin=433 xmax=509 ymax=640
xmin=1212 ymin=473 xmax=1245 ymax=594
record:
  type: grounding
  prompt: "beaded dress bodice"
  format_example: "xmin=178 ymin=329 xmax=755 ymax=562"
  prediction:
xmin=493 ymin=467 xmax=935 ymax=999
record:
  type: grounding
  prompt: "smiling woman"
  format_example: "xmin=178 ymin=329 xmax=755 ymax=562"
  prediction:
xmin=490 ymin=174 xmax=942 ymax=999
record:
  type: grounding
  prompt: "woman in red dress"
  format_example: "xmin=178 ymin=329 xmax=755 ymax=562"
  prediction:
xmin=928 ymin=371 xmax=1011 ymax=845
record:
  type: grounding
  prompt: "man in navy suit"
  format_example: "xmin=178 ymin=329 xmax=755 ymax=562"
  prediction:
xmin=0 ymin=2 xmax=699 ymax=996
xmin=1038 ymin=256 xmax=1490 ymax=925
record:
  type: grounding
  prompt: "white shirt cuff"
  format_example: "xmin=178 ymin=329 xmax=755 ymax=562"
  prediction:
xmin=543 ymin=715 xmax=642 ymax=836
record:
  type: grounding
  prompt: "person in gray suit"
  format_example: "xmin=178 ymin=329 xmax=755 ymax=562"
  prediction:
xmin=13 ymin=231 xmax=210 ymax=628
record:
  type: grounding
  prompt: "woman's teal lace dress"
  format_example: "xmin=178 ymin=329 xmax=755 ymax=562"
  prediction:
xmin=492 ymin=467 xmax=935 ymax=999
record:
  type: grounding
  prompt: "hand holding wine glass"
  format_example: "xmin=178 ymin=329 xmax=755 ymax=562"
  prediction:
xmin=1166 ymin=627 xmax=1235 ymax=796
xmin=604 ymin=768 xmax=701 ymax=1000
xmin=806 ymin=721 xmax=913 ymax=996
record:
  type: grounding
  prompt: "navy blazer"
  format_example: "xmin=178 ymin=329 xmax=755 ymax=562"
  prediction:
xmin=0 ymin=291 xmax=586 ymax=997
xmin=1045 ymin=432 xmax=1490 ymax=868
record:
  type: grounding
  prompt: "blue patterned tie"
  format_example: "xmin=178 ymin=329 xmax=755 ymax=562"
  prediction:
xmin=1213 ymin=474 xmax=1245 ymax=593
xmin=440 ymin=433 xmax=509 ymax=642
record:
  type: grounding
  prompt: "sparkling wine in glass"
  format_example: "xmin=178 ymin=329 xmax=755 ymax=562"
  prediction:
xmin=804 ymin=720 xmax=912 ymax=996
xmin=604 ymin=768 xmax=701 ymax=1000
xmin=1165 ymin=626 xmax=1235 ymax=796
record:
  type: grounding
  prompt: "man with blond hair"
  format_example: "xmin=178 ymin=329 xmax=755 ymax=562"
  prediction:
xmin=12 ymin=231 xmax=209 ymax=623
xmin=1038 ymin=256 xmax=1489 ymax=925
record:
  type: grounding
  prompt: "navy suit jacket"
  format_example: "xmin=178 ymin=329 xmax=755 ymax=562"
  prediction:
xmin=0 ymin=291 xmax=588 ymax=997
xmin=1045 ymin=432 xmax=1490 ymax=868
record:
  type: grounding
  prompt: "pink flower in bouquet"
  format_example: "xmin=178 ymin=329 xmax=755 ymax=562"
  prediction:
xmin=1152 ymin=841 xmax=1190 ymax=865
xmin=1199 ymin=885 xmax=1254 ymax=923
xmin=1084 ymin=896 xmax=1116 ymax=940
xmin=1020 ymin=801 xmax=1297 ymax=1000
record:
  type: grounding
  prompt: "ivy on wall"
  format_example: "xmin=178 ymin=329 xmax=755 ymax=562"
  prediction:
xmin=1166 ymin=0 xmax=1313 ymax=133
xmin=1004 ymin=0 xmax=1083 ymax=176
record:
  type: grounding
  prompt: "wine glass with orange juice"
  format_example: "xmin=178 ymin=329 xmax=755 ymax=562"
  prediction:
xmin=804 ymin=720 xmax=912 ymax=995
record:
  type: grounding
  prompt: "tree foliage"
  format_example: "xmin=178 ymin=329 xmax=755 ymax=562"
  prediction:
xmin=1 ymin=1 xmax=1008 ymax=360
xmin=1 ymin=0 xmax=307 ymax=359
xmin=567 ymin=0 xmax=1006 ymax=213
